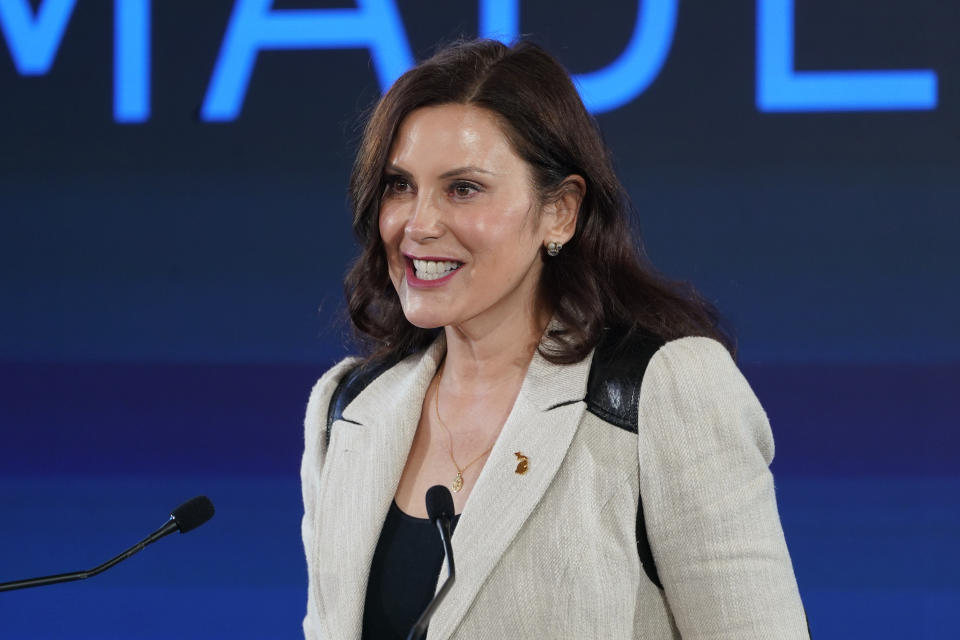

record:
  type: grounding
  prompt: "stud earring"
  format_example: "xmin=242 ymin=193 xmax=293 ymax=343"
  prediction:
xmin=546 ymin=241 xmax=562 ymax=256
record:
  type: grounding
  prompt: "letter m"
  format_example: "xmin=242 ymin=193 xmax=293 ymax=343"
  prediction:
xmin=0 ymin=0 xmax=76 ymax=74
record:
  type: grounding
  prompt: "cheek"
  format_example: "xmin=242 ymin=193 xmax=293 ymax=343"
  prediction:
xmin=379 ymin=206 xmax=408 ymax=267
xmin=378 ymin=205 xmax=402 ymax=245
xmin=378 ymin=206 xmax=406 ymax=287
xmin=461 ymin=202 xmax=538 ymax=254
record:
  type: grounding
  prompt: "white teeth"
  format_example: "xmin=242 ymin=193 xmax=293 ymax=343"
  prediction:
xmin=412 ymin=259 xmax=462 ymax=281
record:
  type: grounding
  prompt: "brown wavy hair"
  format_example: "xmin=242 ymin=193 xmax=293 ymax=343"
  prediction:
xmin=344 ymin=39 xmax=734 ymax=364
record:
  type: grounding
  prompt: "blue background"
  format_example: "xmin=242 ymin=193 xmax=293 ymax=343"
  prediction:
xmin=1 ymin=1 xmax=958 ymax=637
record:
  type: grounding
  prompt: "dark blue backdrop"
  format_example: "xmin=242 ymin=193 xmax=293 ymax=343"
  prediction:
xmin=2 ymin=1 xmax=958 ymax=638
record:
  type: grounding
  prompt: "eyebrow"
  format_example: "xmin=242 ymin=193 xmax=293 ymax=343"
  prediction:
xmin=439 ymin=165 xmax=496 ymax=179
xmin=385 ymin=164 xmax=496 ymax=179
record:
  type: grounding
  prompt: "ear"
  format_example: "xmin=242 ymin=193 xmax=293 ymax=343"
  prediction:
xmin=542 ymin=175 xmax=585 ymax=244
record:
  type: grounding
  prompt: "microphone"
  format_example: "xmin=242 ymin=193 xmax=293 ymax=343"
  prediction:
xmin=407 ymin=485 xmax=457 ymax=640
xmin=0 ymin=496 xmax=215 ymax=593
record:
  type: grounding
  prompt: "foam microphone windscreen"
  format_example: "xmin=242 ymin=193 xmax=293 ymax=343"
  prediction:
xmin=425 ymin=485 xmax=454 ymax=523
xmin=170 ymin=496 xmax=215 ymax=533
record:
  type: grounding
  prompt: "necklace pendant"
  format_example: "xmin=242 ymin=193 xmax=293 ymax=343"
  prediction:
xmin=452 ymin=471 xmax=464 ymax=493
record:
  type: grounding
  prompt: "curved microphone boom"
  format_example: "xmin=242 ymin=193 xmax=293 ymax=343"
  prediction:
xmin=407 ymin=485 xmax=457 ymax=640
xmin=0 ymin=496 xmax=215 ymax=593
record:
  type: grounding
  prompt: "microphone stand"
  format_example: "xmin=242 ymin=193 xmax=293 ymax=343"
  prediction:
xmin=0 ymin=519 xmax=179 ymax=592
xmin=0 ymin=496 xmax=213 ymax=593
xmin=406 ymin=513 xmax=456 ymax=640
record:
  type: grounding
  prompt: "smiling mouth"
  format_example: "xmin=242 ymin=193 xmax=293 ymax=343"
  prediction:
xmin=411 ymin=258 xmax=463 ymax=281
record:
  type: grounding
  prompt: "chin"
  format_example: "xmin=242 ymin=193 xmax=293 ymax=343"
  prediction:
xmin=398 ymin=302 xmax=451 ymax=330
xmin=400 ymin=308 xmax=450 ymax=330
xmin=396 ymin=284 xmax=457 ymax=329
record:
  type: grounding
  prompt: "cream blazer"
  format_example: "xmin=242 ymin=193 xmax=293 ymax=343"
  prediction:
xmin=301 ymin=335 xmax=809 ymax=639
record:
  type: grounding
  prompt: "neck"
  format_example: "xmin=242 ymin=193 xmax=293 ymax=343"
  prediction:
xmin=440 ymin=299 xmax=551 ymax=397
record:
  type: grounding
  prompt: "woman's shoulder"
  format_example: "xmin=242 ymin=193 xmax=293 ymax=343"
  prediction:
xmin=647 ymin=335 xmax=739 ymax=379
xmin=307 ymin=356 xmax=363 ymax=405
xmin=639 ymin=335 xmax=774 ymax=465
xmin=304 ymin=356 xmax=363 ymax=441
xmin=643 ymin=335 xmax=752 ymax=405
xmin=305 ymin=349 xmax=418 ymax=433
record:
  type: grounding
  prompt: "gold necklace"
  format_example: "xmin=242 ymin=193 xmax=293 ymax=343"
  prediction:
xmin=433 ymin=369 xmax=496 ymax=493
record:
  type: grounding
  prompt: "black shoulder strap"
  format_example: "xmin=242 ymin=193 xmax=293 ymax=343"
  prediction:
xmin=585 ymin=327 xmax=665 ymax=434
xmin=585 ymin=327 xmax=666 ymax=590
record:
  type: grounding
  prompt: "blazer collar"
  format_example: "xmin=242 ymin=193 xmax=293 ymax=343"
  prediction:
xmin=319 ymin=335 xmax=593 ymax=639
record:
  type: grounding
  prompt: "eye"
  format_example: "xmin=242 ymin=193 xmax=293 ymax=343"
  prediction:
xmin=448 ymin=180 xmax=481 ymax=199
xmin=384 ymin=175 xmax=413 ymax=197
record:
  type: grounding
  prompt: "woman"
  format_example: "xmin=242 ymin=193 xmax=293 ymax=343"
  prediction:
xmin=301 ymin=39 xmax=808 ymax=639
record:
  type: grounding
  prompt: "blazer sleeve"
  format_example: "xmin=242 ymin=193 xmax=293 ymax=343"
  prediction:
xmin=636 ymin=336 xmax=808 ymax=639
xmin=301 ymin=356 xmax=359 ymax=640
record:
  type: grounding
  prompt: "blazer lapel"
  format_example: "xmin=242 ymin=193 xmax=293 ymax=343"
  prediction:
xmin=427 ymin=349 xmax=594 ymax=639
xmin=315 ymin=338 xmax=446 ymax=639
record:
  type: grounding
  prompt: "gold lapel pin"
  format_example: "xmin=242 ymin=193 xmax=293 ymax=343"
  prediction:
xmin=514 ymin=451 xmax=529 ymax=475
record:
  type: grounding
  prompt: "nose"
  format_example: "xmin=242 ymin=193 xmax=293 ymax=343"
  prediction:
xmin=403 ymin=193 xmax=443 ymax=241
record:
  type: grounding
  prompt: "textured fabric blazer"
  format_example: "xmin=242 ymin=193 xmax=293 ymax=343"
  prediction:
xmin=301 ymin=335 xmax=809 ymax=639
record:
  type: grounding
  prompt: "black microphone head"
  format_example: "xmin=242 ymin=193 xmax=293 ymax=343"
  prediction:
xmin=425 ymin=485 xmax=454 ymax=523
xmin=170 ymin=496 xmax=215 ymax=533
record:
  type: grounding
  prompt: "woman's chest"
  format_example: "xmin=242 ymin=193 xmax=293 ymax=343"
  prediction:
xmin=393 ymin=410 xmax=498 ymax=516
xmin=395 ymin=376 xmax=522 ymax=516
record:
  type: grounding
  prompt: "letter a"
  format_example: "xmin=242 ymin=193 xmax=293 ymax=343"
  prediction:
xmin=201 ymin=0 xmax=414 ymax=121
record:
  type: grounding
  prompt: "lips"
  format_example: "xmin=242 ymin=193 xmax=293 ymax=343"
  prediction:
xmin=403 ymin=255 xmax=463 ymax=287
xmin=411 ymin=258 xmax=462 ymax=280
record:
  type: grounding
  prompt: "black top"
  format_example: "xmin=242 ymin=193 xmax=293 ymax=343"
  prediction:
xmin=361 ymin=500 xmax=461 ymax=640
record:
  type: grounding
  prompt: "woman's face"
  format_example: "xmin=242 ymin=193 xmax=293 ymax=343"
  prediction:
xmin=379 ymin=104 xmax=553 ymax=334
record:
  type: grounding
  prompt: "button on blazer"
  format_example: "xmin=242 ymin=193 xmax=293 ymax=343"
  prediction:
xmin=301 ymin=335 xmax=808 ymax=639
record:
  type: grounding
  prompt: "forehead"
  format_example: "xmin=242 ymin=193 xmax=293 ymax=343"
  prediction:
xmin=387 ymin=104 xmax=523 ymax=173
